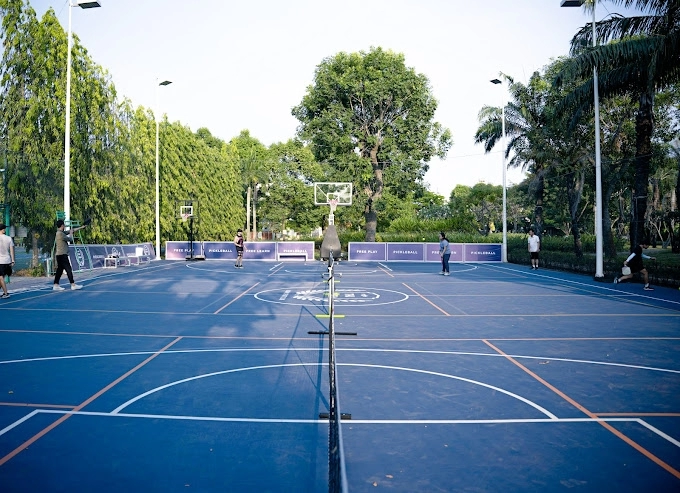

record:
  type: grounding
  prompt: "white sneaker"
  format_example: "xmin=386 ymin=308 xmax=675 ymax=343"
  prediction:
xmin=439 ymin=271 xmax=445 ymax=275
xmin=71 ymin=284 xmax=83 ymax=290
xmin=444 ymin=272 xmax=450 ymax=276
xmin=53 ymin=285 xmax=65 ymax=291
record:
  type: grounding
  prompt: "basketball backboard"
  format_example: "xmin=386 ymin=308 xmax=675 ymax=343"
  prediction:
xmin=313 ymin=182 xmax=352 ymax=206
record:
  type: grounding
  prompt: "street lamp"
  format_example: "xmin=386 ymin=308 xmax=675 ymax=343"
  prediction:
xmin=561 ymin=0 xmax=604 ymax=279
xmin=64 ymin=0 xmax=101 ymax=224
xmin=490 ymin=78 xmax=508 ymax=263
xmin=155 ymin=79 xmax=172 ymax=260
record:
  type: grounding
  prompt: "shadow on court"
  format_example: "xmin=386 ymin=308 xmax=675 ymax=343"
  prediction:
xmin=1 ymin=260 xmax=679 ymax=492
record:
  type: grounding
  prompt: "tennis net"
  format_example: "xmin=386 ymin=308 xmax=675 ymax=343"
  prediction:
xmin=326 ymin=253 xmax=349 ymax=493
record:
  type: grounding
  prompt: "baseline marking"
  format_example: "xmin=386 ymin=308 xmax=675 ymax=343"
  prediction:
xmin=0 ymin=337 xmax=183 ymax=466
xmin=483 ymin=339 xmax=680 ymax=480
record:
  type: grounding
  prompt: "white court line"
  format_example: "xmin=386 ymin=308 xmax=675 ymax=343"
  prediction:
xmin=110 ymin=362 xmax=557 ymax=418
xmin=4 ymin=410 xmax=677 ymax=450
xmin=3 ymin=347 xmax=679 ymax=375
xmin=3 ymin=410 xmax=679 ymax=450
xmin=637 ymin=419 xmax=680 ymax=448
xmin=484 ymin=263 xmax=680 ymax=307
xmin=0 ymin=410 xmax=40 ymax=437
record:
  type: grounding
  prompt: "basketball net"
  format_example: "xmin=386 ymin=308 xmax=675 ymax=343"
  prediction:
xmin=181 ymin=213 xmax=191 ymax=222
xmin=328 ymin=199 xmax=338 ymax=226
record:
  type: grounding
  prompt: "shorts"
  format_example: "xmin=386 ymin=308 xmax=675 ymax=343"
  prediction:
xmin=0 ymin=264 xmax=12 ymax=277
xmin=530 ymin=252 xmax=539 ymax=260
xmin=236 ymin=248 xmax=244 ymax=258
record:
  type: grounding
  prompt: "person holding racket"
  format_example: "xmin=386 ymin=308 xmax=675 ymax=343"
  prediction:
xmin=0 ymin=223 xmax=15 ymax=299
xmin=234 ymin=228 xmax=245 ymax=268
xmin=53 ymin=218 xmax=90 ymax=291
xmin=614 ymin=241 xmax=656 ymax=290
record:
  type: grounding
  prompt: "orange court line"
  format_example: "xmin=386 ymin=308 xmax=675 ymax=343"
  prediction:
xmin=483 ymin=339 xmax=680 ymax=480
xmin=379 ymin=267 xmax=395 ymax=277
xmin=402 ymin=283 xmax=450 ymax=316
xmin=214 ymin=282 xmax=260 ymax=314
xmin=0 ymin=337 xmax=183 ymax=467
xmin=0 ymin=402 xmax=76 ymax=409
xmin=595 ymin=412 xmax=680 ymax=417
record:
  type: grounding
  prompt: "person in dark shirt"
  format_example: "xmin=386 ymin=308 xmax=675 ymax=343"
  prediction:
xmin=614 ymin=242 xmax=656 ymax=291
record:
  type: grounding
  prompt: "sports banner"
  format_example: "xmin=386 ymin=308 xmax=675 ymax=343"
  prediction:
xmin=386 ymin=242 xmax=424 ymax=261
xmin=165 ymin=241 xmax=202 ymax=260
xmin=277 ymin=241 xmax=314 ymax=260
xmin=348 ymin=242 xmax=387 ymax=261
xmin=425 ymin=243 xmax=464 ymax=262
xmin=464 ymin=243 xmax=502 ymax=262
xmin=204 ymin=241 xmax=237 ymax=260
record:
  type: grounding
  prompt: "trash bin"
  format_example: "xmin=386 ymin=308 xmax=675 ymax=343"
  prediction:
xmin=45 ymin=258 xmax=52 ymax=277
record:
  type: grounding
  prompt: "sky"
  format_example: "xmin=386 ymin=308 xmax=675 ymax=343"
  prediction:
xmin=27 ymin=0 xmax=640 ymax=199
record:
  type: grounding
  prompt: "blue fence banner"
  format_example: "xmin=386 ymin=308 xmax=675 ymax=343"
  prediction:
xmin=348 ymin=242 xmax=387 ymax=261
xmin=165 ymin=241 xmax=203 ymax=260
xmin=204 ymin=241 xmax=238 ymax=260
xmin=464 ymin=243 xmax=502 ymax=262
xmin=350 ymin=242 xmax=500 ymax=262
xmin=276 ymin=241 xmax=314 ymax=260
xmin=66 ymin=243 xmax=154 ymax=271
xmin=386 ymin=242 xmax=424 ymax=261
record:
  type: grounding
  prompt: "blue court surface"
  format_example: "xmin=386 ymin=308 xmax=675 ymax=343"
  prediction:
xmin=1 ymin=260 xmax=679 ymax=492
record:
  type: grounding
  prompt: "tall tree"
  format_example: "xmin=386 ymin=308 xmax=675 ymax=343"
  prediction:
xmin=556 ymin=0 xmax=680 ymax=248
xmin=293 ymin=47 xmax=451 ymax=241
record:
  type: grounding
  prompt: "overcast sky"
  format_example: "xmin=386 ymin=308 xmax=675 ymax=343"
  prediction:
xmin=29 ymin=0 xmax=640 ymax=199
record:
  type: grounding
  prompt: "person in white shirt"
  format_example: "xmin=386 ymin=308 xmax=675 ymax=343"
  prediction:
xmin=527 ymin=229 xmax=540 ymax=270
xmin=0 ymin=223 xmax=15 ymax=299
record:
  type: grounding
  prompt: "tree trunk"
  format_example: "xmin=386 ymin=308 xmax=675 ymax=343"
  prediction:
xmin=252 ymin=185 xmax=258 ymax=241
xmin=566 ymin=169 xmax=585 ymax=258
xmin=533 ymin=167 xmax=545 ymax=236
xmin=32 ymin=233 xmax=40 ymax=268
xmin=246 ymin=186 xmax=252 ymax=240
xmin=630 ymin=92 xmax=654 ymax=248
xmin=364 ymin=199 xmax=377 ymax=241
xmin=363 ymin=144 xmax=383 ymax=241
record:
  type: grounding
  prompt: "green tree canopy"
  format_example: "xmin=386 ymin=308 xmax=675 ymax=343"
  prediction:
xmin=292 ymin=46 xmax=452 ymax=241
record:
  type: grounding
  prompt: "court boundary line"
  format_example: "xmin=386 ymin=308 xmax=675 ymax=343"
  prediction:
xmin=484 ymin=339 xmax=680 ymax=480
xmin=213 ymin=282 xmax=259 ymax=314
xmin=3 ymin=346 xmax=680 ymax=375
xmin=2 ymin=410 xmax=679 ymax=450
xmin=483 ymin=263 xmax=680 ymax=307
xmin=0 ymin=337 xmax=183 ymax=467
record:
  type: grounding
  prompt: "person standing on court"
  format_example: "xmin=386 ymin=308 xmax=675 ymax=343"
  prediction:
xmin=0 ymin=223 xmax=15 ymax=299
xmin=53 ymin=219 xmax=87 ymax=291
xmin=439 ymin=232 xmax=451 ymax=276
xmin=527 ymin=229 xmax=540 ymax=269
xmin=614 ymin=241 xmax=656 ymax=291
xmin=234 ymin=228 xmax=245 ymax=268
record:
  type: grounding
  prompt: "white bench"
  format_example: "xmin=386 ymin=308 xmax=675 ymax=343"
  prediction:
xmin=129 ymin=247 xmax=151 ymax=265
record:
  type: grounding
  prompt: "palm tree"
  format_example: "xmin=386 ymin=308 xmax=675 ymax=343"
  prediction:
xmin=475 ymin=72 xmax=554 ymax=236
xmin=556 ymin=0 xmax=680 ymax=248
xmin=239 ymin=149 xmax=269 ymax=241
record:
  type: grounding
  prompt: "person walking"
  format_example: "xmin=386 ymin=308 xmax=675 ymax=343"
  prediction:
xmin=614 ymin=241 xmax=656 ymax=291
xmin=234 ymin=229 xmax=245 ymax=268
xmin=0 ymin=223 xmax=15 ymax=299
xmin=53 ymin=219 xmax=87 ymax=291
xmin=439 ymin=232 xmax=451 ymax=276
xmin=528 ymin=229 xmax=540 ymax=269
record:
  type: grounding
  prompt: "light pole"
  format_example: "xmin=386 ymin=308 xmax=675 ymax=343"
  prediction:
xmin=64 ymin=0 xmax=101 ymax=224
xmin=155 ymin=79 xmax=172 ymax=260
xmin=490 ymin=78 xmax=508 ymax=263
xmin=561 ymin=0 xmax=604 ymax=279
